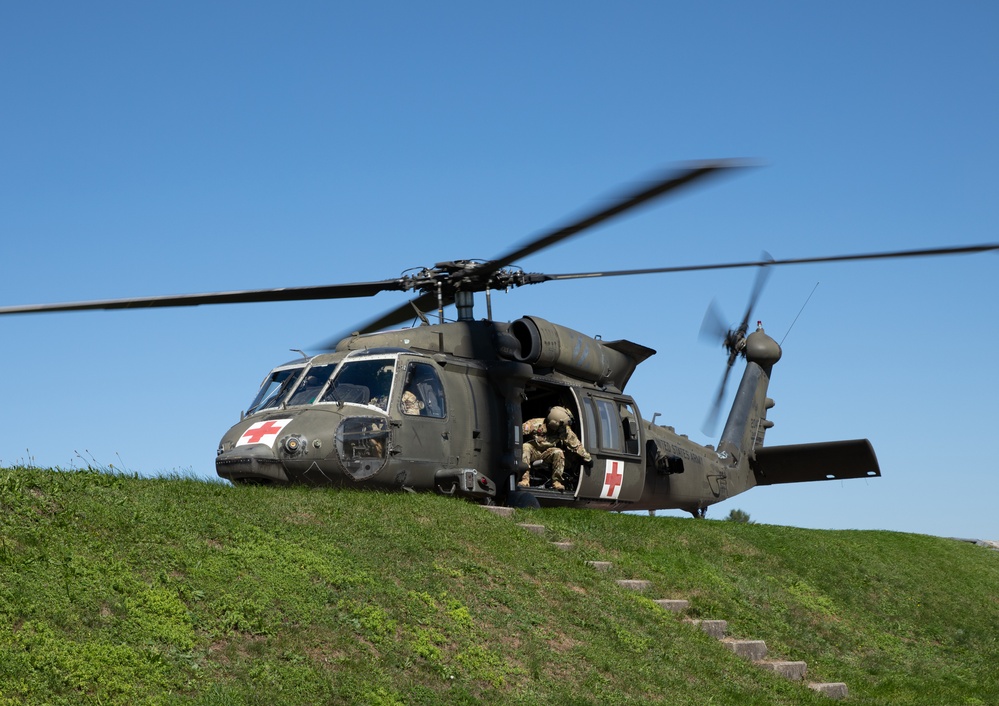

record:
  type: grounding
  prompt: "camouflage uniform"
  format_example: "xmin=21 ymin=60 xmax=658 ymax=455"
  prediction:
xmin=520 ymin=414 xmax=591 ymax=489
xmin=401 ymin=390 xmax=423 ymax=415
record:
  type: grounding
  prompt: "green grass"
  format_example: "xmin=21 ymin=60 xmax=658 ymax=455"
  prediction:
xmin=1 ymin=466 xmax=997 ymax=705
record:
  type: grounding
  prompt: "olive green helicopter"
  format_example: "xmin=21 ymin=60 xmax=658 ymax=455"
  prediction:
xmin=3 ymin=161 xmax=997 ymax=515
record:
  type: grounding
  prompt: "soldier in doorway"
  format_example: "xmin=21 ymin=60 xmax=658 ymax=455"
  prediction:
xmin=519 ymin=406 xmax=592 ymax=491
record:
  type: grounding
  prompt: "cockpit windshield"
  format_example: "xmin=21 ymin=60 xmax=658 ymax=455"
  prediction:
xmin=246 ymin=366 xmax=304 ymax=415
xmin=286 ymin=363 xmax=337 ymax=406
xmin=320 ymin=358 xmax=395 ymax=411
xmin=245 ymin=357 xmax=397 ymax=415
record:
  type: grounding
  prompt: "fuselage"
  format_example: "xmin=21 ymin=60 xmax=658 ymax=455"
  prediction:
xmin=214 ymin=317 xmax=764 ymax=515
xmin=216 ymin=319 xmax=745 ymax=512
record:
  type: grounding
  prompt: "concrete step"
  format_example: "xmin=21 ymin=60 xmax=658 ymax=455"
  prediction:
xmin=483 ymin=497 xmax=848 ymax=700
xmin=684 ymin=618 xmax=727 ymax=638
xmin=757 ymin=660 xmax=807 ymax=681
xmin=808 ymin=682 xmax=849 ymax=700
xmin=721 ymin=639 xmax=768 ymax=661
xmin=616 ymin=579 xmax=652 ymax=591
xmin=653 ymin=599 xmax=690 ymax=613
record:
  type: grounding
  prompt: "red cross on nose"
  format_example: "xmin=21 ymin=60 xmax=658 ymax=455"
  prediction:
xmin=240 ymin=420 xmax=286 ymax=444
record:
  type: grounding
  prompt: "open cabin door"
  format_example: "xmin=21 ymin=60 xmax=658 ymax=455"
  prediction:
xmin=573 ymin=392 xmax=645 ymax=503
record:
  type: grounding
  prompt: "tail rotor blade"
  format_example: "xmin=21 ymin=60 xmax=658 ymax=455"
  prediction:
xmin=699 ymin=299 xmax=729 ymax=343
xmin=702 ymin=364 xmax=734 ymax=436
xmin=701 ymin=255 xmax=773 ymax=437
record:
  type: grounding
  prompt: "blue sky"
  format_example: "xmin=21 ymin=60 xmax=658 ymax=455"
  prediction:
xmin=2 ymin=2 xmax=997 ymax=539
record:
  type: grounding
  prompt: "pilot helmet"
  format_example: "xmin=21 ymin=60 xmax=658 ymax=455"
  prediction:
xmin=546 ymin=406 xmax=573 ymax=432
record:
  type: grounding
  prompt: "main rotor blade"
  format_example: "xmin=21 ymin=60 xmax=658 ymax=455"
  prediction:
xmin=738 ymin=251 xmax=773 ymax=334
xmin=0 ymin=279 xmax=408 ymax=316
xmin=315 ymin=290 xmax=453 ymax=350
xmin=540 ymin=242 xmax=999 ymax=281
xmin=337 ymin=160 xmax=752 ymax=337
xmin=355 ymin=290 xmax=453 ymax=335
xmin=474 ymin=159 xmax=752 ymax=278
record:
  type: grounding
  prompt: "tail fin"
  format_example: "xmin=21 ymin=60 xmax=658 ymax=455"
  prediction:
xmin=717 ymin=325 xmax=882 ymax=486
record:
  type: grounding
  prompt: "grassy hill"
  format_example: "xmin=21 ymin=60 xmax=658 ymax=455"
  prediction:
xmin=1 ymin=466 xmax=997 ymax=705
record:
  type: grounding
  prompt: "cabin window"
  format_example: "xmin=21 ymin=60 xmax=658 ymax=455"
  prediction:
xmin=321 ymin=358 xmax=396 ymax=411
xmin=595 ymin=398 xmax=623 ymax=450
xmin=581 ymin=395 xmax=641 ymax=456
xmin=620 ymin=402 xmax=640 ymax=455
xmin=286 ymin=364 xmax=337 ymax=406
xmin=581 ymin=397 xmax=599 ymax=448
xmin=247 ymin=366 xmax=304 ymax=415
xmin=400 ymin=362 xmax=446 ymax=418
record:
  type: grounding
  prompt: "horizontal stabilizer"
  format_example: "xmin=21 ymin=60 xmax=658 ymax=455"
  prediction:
xmin=751 ymin=439 xmax=880 ymax=486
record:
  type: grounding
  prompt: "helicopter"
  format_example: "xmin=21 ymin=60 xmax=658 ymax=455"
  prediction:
xmin=3 ymin=160 xmax=998 ymax=515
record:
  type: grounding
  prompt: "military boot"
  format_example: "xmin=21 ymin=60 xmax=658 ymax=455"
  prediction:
xmin=517 ymin=470 xmax=531 ymax=488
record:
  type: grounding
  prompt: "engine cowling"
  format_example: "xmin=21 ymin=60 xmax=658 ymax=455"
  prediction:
xmin=502 ymin=316 xmax=653 ymax=390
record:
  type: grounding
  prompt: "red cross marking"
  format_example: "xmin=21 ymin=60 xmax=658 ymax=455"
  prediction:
xmin=241 ymin=420 xmax=286 ymax=444
xmin=603 ymin=460 xmax=624 ymax=499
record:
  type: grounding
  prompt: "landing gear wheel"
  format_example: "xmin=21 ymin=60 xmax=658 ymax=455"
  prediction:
xmin=507 ymin=490 xmax=541 ymax=510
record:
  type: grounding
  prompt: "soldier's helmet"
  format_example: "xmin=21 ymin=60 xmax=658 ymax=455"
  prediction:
xmin=545 ymin=406 xmax=573 ymax=433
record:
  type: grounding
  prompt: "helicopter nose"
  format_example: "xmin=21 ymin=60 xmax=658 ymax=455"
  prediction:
xmin=216 ymin=444 xmax=289 ymax=485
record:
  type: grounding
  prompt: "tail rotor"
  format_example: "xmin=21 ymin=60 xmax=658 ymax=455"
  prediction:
xmin=700 ymin=252 xmax=773 ymax=435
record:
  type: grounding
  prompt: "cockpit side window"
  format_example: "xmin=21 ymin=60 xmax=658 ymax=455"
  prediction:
xmin=321 ymin=358 xmax=395 ymax=411
xmin=400 ymin=362 xmax=446 ymax=418
xmin=246 ymin=366 xmax=304 ymax=415
xmin=286 ymin=363 xmax=337 ymax=406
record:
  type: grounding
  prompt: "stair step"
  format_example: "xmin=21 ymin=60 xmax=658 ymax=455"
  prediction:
xmin=757 ymin=660 xmax=807 ymax=681
xmin=722 ymin=639 xmax=768 ymax=661
xmin=808 ymin=682 xmax=849 ymax=700
xmin=653 ymin=599 xmax=690 ymax=613
xmin=684 ymin=618 xmax=727 ymax=638
xmin=481 ymin=492 xmax=847 ymax=699
xmin=615 ymin=579 xmax=652 ymax=591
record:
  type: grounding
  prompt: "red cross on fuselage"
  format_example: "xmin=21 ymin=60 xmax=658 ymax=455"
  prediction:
xmin=241 ymin=420 xmax=285 ymax=444
xmin=604 ymin=461 xmax=624 ymax=496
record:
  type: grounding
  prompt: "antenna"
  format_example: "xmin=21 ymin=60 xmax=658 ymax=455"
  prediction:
xmin=780 ymin=282 xmax=820 ymax=347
